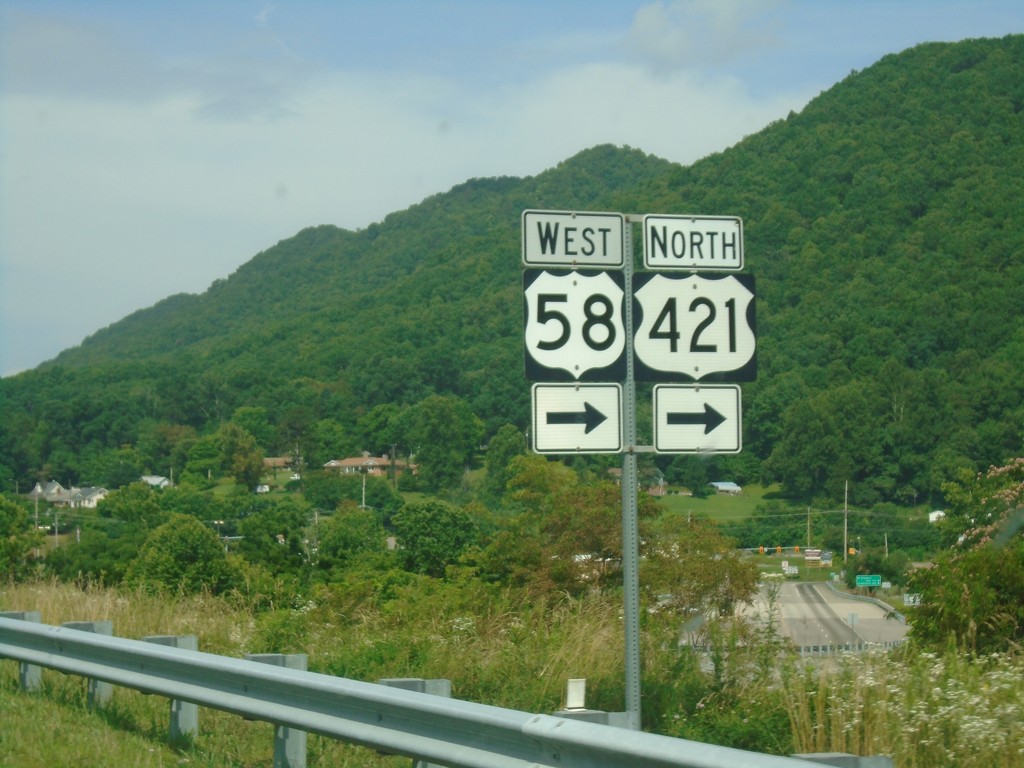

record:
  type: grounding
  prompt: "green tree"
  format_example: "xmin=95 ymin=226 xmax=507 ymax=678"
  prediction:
xmin=126 ymin=513 xmax=238 ymax=594
xmin=183 ymin=434 xmax=222 ymax=484
xmin=482 ymin=423 xmax=527 ymax=500
xmin=909 ymin=458 xmax=1024 ymax=653
xmin=96 ymin=482 xmax=167 ymax=529
xmin=391 ymin=500 xmax=480 ymax=577
xmin=235 ymin=496 xmax=311 ymax=576
xmin=315 ymin=507 xmax=387 ymax=572
xmin=0 ymin=495 xmax=40 ymax=579
xmin=218 ymin=423 xmax=264 ymax=490
xmin=402 ymin=396 xmax=483 ymax=491
xmin=231 ymin=406 xmax=274 ymax=451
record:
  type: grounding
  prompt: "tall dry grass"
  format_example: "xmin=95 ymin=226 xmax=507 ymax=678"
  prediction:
xmin=782 ymin=647 xmax=1024 ymax=767
xmin=5 ymin=578 xmax=1024 ymax=767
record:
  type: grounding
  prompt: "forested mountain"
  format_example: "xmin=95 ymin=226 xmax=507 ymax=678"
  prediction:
xmin=2 ymin=35 xmax=1022 ymax=506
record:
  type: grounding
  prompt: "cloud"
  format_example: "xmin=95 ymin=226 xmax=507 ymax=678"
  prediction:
xmin=625 ymin=0 xmax=783 ymax=73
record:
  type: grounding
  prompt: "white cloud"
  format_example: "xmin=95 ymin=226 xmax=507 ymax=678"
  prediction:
xmin=625 ymin=0 xmax=783 ymax=73
xmin=2 ymin=0 xmax=1022 ymax=376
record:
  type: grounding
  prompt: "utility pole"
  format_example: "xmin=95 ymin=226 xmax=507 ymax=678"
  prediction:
xmin=843 ymin=481 xmax=849 ymax=564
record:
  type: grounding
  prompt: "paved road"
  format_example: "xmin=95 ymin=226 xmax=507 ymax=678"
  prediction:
xmin=746 ymin=581 xmax=910 ymax=650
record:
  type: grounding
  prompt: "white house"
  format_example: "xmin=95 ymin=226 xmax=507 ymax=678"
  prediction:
xmin=72 ymin=487 xmax=108 ymax=508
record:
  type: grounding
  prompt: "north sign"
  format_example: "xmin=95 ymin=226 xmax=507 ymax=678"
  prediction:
xmin=632 ymin=273 xmax=756 ymax=382
xmin=522 ymin=210 xmax=625 ymax=268
xmin=653 ymin=384 xmax=741 ymax=454
xmin=643 ymin=214 xmax=743 ymax=271
xmin=532 ymin=384 xmax=623 ymax=454
xmin=524 ymin=268 xmax=626 ymax=382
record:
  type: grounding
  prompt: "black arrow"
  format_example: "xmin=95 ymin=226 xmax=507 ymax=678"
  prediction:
xmin=547 ymin=402 xmax=608 ymax=434
xmin=666 ymin=403 xmax=726 ymax=434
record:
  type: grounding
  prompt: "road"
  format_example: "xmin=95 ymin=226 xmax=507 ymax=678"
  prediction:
xmin=746 ymin=581 xmax=910 ymax=651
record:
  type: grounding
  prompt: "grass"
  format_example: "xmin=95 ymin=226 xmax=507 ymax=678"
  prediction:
xmin=4 ymin=578 xmax=1024 ymax=767
xmin=656 ymin=483 xmax=777 ymax=522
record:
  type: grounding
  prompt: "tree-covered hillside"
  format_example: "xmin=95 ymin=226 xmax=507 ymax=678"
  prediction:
xmin=1 ymin=35 xmax=1022 ymax=506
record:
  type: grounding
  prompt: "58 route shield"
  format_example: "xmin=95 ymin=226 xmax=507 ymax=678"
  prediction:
xmin=524 ymin=269 xmax=626 ymax=382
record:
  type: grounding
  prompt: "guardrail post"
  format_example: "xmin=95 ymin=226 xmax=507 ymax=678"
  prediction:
xmin=61 ymin=620 xmax=113 ymax=708
xmin=378 ymin=679 xmax=452 ymax=768
xmin=144 ymin=634 xmax=200 ymax=742
xmin=0 ymin=611 xmax=42 ymax=691
xmin=246 ymin=653 xmax=308 ymax=768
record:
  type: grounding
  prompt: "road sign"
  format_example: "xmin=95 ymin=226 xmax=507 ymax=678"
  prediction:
xmin=522 ymin=210 xmax=625 ymax=268
xmin=643 ymin=214 xmax=743 ymax=271
xmin=652 ymin=384 xmax=741 ymax=453
xmin=855 ymin=574 xmax=882 ymax=588
xmin=632 ymin=273 xmax=756 ymax=382
xmin=532 ymin=384 xmax=622 ymax=454
xmin=523 ymin=269 xmax=626 ymax=382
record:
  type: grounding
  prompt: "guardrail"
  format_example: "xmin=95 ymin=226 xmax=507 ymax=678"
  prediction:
xmin=0 ymin=614 xmax=826 ymax=768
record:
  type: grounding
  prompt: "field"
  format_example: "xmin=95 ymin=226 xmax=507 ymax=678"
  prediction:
xmin=4 ymin=579 xmax=1023 ymax=767
xmin=655 ymin=483 xmax=776 ymax=522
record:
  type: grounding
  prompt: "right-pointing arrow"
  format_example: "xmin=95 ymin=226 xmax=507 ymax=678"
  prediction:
xmin=547 ymin=402 xmax=608 ymax=434
xmin=666 ymin=403 xmax=726 ymax=434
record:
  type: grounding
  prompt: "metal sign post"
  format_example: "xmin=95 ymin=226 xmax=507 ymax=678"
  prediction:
xmin=522 ymin=208 xmax=752 ymax=732
xmin=620 ymin=216 xmax=642 ymax=730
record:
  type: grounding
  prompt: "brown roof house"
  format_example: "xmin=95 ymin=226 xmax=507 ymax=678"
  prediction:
xmin=324 ymin=453 xmax=414 ymax=477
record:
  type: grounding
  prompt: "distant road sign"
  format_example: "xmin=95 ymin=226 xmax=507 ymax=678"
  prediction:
xmin=643 ymin=214 xmax=743 ymax=271
xmin=652 ymin=384 xmax=741 ymax=453
xmin=523 ymin=269 xmax=626 ymax=382
xmin=632 ymin=273 xmax=756 ymax=382
xmin=522 ymin=210 xmax=624 ymax=268
xmin=532 ymin=384 xmax=622 ymax=454
xmin=855 ymin=574 xmax=882 ymax=588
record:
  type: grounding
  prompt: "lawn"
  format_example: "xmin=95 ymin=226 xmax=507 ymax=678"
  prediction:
xmin=655 ymin=483 xmax=776 ymax=523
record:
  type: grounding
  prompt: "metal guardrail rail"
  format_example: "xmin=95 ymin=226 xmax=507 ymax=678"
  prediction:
xmin=0 ymin=616 xmax=823 ymax=768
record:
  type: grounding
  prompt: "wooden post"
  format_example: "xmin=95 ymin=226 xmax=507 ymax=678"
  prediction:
xmin=61 ymin=620 xmax=113 ymax=708
xmin=144 ymin=635 xmax=200 ymax=742
xmin=0 ymin=611 xmax=42 ymax=691
xmin=246 ymin=653 xmax=308 ymax=768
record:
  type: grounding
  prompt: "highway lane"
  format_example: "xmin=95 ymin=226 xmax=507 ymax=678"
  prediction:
xmin=765 ymin=581 xmax=909 ymax=651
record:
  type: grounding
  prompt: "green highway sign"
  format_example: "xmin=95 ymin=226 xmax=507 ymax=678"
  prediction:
xmin=855 ymin=574 xmax=882 ymax=588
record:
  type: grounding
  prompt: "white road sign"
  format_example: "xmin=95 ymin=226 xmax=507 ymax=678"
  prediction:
xmin=653 ymin=385 xmax=741 ymax=453
xmin=632 ymin=273 xmax=756 ymax=382
xmin=532 ymin=384 xmax=623 ymax=454
xmin=644 ymin=214 xmax=743 ymax=271
xmin=524 ymin=269 xmax=626 ymax=382
xmin=522 ymin=210 xmax=625 ymax=268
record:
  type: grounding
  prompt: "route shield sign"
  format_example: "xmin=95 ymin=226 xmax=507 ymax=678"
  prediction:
xmin=532 ymin=384 xmax=622 ymax=454
xmin=653 ymin=384 xmax=741 ymax=453
xmin=524 ymin=269 xmax=626 ymax=382
xmin=632 ymin=273 xmax=756 ymax=382
xmin=522 ymin=210 xmax=624 ymax=268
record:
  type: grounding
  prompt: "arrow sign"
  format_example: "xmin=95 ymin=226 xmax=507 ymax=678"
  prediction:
xmin=666 ymin=403 xmax=726 ymax=434
xmin=653 ymin=385 xmax=741 ymax=454
xmin=547 ymin=401 xmax=608 ymax=434
xmin=532 ymin=384 xmax=622 ymax=454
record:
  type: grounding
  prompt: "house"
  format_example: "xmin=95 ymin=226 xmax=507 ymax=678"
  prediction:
xmin=72 ymin=487 xmax=108 ymax=508
xmin=928 ymin=510 xmax=946 ymax=524
xmin=140 ymin=475 xmax=172 ymax=489
xmin=324 ymin=453 xmax=413 ymax=477
xmin=707 ymin=481 xmax=742 ymax=495
xmin=28 ymin=481 xmax=107 ymax=508
xmin=28 ymin=481 xmax=75 ymax=506
xmin=263 ymin=457 xmax=292 ymax=470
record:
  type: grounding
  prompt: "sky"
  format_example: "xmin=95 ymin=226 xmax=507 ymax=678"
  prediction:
xmin=1 ymin=1 xmax=1022 ymax=377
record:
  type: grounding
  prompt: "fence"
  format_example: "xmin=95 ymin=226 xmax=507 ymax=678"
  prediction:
xmin=1 ymin=613 xmax=863 ymax=768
